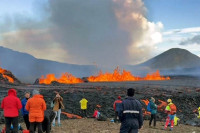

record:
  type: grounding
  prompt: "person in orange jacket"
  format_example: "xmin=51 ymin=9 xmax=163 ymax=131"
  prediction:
xmin=26 ymin=90 xmax=46 ymax=133
xmin=113 ymin=96 xmax=122 ymax=122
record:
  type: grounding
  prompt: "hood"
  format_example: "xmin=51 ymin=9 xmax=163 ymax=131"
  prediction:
xmin=150 ymin=99 xmax=153 ymax=103
xmin=8 ymin=88 xmax=17 ymax=96
xmin=33 ymin=94 xmax=43 ymax=99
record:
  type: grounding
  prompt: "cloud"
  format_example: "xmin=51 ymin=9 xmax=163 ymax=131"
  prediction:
xmin=0 ymin=29 xmax=70 ymax=62
xmin=179 ymin=35 xmax=200 ymax=45
xmin=163 ymin=27 xmax=200 ymax=35
xmin=0 ymin=0 xmax=163 ymax=67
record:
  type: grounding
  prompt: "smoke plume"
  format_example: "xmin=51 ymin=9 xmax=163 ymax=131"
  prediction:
xmin=0 ymin=0 xmax=163 ymax=67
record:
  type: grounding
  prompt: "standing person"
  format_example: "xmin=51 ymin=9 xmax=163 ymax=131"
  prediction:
xmin=79 ymin=98 xmax=88 ymax=118
xmin=113 ymin=96 xmax=122 ymax=122
xmin=119 ymin=88 xmax=143 ymax=133
xmin=26 ymin=90 xmax=46 ymax=133
xmin=1 ymin=88 xmax=22 ymax=133
xmin=149 ymin=97 xmax=157 ymax=128
xmin=52 ymin=93 xmax=64 ymax=127
xmin=21 ymin=92 xmax=30 ymax=130
xmin=163 ymin=99 xmax=177 ymax=131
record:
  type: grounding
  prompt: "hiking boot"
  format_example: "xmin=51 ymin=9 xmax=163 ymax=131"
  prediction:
xmin=58 ymin=123 xmax=61 ymax=127
xmin=52 ymin=123 xmax=55 ymax=127
xmin=169 ymin=128 xmax=173 ymax=131
xmin=162 ymin=127 xmax=167 ymax=130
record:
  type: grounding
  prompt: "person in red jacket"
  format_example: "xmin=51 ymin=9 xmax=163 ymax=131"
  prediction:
xmin=113 ymin=96 xmax=122 ymax=122
xmin=1 ymin=88 xmax=22 ymax=133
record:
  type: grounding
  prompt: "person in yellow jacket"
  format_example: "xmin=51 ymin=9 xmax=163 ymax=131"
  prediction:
xmin=198 ymin=107 xmax=200 ymax=118
xmin=80 ymin=98 xmax=88 ymax=118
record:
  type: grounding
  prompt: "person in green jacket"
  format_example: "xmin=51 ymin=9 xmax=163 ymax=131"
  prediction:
xmin=149 ymin=97 xmax=157 ymax=128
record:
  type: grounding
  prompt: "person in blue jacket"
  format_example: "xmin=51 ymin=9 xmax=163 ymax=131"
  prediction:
xmin=149 ymin=97 xmax=157 ymax=128
xmin=119 ymin=88 xmax=143 ymax=133
xmin=21 ymin=91 xmax=30 ymax=130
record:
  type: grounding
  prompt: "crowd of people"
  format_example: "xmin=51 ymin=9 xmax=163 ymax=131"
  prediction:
xmin=0 ymin=88 xmax=199 ymax=133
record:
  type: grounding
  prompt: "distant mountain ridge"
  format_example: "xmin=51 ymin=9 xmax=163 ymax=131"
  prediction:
xmin=0 ymin=46 xmax=97 ymax=83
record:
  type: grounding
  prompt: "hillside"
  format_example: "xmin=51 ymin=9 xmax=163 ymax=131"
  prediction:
xmin=139 ymin=48 xmax=200 ymax=69
xmin=125 ymin=48 xmax=200 ymax=76
xmin=0 ymin=46 xmax=97 ymax=83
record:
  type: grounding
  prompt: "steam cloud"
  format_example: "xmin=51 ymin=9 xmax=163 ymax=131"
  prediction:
xmin=0 ymin=0 xmax=163 ymax=67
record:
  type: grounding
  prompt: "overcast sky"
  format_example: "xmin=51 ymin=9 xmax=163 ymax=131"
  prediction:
xmin=0 ymin=0 xmax=200 ymax=68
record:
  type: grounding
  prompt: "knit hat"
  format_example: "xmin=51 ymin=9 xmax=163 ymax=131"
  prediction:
xmin=32 ymin=90 xmax=40 ymax=96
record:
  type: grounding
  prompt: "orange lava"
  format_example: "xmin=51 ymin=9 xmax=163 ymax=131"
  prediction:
xmin=88 ymin=67 xmax=170 ymax=82
xmin=0 ymin=67 xmax=14 ymax=83
xmin=39 ymin=73 xmax=83 ymax=84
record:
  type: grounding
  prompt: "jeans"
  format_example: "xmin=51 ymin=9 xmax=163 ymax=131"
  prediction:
xmin=53 ymin=109 xmax=61 ymax=124
xmin=5 ymin=117 xmax=18 ymax=133
xmin=23 ymin=114 xmax=30 ymax=130
xmin=29 ymin=122 xmax=42 ymax=133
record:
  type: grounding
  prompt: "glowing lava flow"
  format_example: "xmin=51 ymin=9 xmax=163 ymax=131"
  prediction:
xmin=39 ymin=73 xmax=83 ymax=84
xmin=88 ymin=67 xmax=170 ymax=82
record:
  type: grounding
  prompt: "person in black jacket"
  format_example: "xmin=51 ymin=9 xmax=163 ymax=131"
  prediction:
xmin=42 ymin=110 xmax=56 ymax=133
xmin=119 ymin=88 xmax=143 ymax=133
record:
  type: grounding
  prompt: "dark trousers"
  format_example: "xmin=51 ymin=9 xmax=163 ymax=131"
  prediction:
xmin=114 ymin=111 xmax=119 ymax=122
xmin=23 ymin=114 xmax=30 ymax=130
xmin=81 ymin=109 xmax=87 ymax=118
xmin=149 ymin=114 xmax=156 ymax=127
xmin=5 ymin=117 xmax=18 ymax=133
xmin=120 ymin=121 xmax=139 ymax=133
xmin=120 ymin=124 xmax=138 ymax=133
xmin=30 ymin=122 xmax=42 ymax=133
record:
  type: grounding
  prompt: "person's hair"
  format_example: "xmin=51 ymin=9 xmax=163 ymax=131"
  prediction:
xmin=151 ymin=97 xmax=155 ymax=102
xmin=25 ymin=92 xmax=30 ymax=94
xmin=127 ymin=88 xmax=135 ymax=96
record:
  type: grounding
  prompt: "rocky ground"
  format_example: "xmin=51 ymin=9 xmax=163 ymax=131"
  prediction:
xmin=0 ymin=119 xmax=199 ymax=133
xmin=0 ymin=77 xmax=200 ymax=128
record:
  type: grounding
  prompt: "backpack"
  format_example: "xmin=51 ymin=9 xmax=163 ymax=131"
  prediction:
xmin=170 ymin=104 xmax=177 ymax=114
xmin=147 ymin=102 xmax=152 ymax=112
